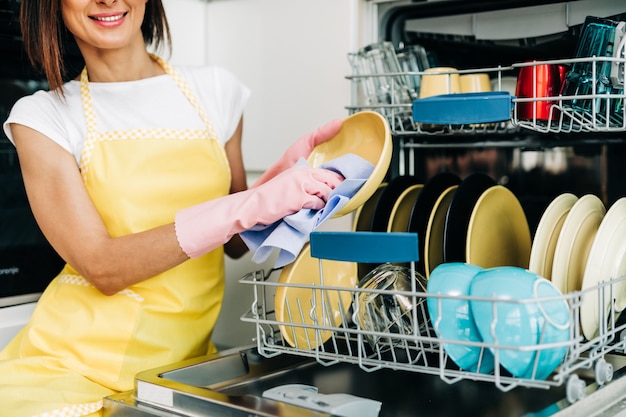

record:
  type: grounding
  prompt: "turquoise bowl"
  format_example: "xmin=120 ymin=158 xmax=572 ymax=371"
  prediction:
xmin=469 ymin=266 xmax=570 ymax=380
xmin=427 ymin=262 xmax=494 ymax=373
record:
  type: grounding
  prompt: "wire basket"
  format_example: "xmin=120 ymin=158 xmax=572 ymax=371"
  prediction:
xmin=346 ymin=54 xmax=626 ymax=136
xmin=240 ymin=232 xmax=626 ymax=404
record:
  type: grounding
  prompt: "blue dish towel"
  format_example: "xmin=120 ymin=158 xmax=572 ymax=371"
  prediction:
xmin=240 ymin=153 xmax=375 ymax=268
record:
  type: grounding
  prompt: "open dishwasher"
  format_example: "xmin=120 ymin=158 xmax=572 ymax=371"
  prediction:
xmin=105 ymin=231 xmax=626 ymax=417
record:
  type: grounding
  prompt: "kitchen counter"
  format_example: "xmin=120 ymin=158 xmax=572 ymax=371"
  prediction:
xmin=103 ymin=346 xmax=626 ymax=417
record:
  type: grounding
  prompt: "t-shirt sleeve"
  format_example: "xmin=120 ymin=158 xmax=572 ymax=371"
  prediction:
xmin=3 ymin=92 xmax=74 ymax=155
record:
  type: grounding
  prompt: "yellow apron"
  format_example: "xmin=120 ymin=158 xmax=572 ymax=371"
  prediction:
xmin=0 ymin=56 xmax=231 ymax=417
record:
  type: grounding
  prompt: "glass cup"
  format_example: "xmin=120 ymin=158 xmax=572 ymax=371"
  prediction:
xmin=611 ymin=23 xmax=626 ymax=87
xmin=356 ymin=263 xmax=428 ymax=350
xmin=560 ymin=16 xmax=623 ymax=127
xmin=348 ymin=42 xmax=414 ymax=130
xmin=395 ymin=44 xmax=430 ymax=99
xmin=348 ymin=41 xmax=413 ymax=106
xmin=609 ymin=22 xmax=625 ymax=127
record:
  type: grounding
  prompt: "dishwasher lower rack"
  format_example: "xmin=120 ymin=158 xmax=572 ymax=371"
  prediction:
xmin=239 ymin=232 xmax=626 ymax=404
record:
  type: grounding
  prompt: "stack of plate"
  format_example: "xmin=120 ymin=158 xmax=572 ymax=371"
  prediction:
xmin=442 ymin=173 xmax=531 ymax=271
xmin=529 ymin=194 xmax=626 ymax=340
xmin=409 ymin=173 xmax=462 ymax=277
xmin=370 ymin=175 xmax=423 ymax=233
xmin=352 ymin=172 xmax=532 ymax=278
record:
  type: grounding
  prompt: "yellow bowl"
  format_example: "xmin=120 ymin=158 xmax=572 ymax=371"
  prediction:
xmin=307 ymin=111 xmax=392 ymax=218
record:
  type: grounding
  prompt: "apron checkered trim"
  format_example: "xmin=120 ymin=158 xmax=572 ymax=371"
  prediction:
xmin=78 ymin=54 xmax=225 ymax=182
xmin=58 ymin=274 xmax=144 ymax=302
xmin=34 ymin=400 xmax=102 ymax=417
xmin=98 ymin=128 xmax=207 ymax=141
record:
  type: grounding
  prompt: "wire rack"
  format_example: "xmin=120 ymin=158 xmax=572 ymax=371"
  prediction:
xmin=345 ymin=55 xmax=626 ymax=136
xmin=240 ymin=232 xmax=626 ymax=404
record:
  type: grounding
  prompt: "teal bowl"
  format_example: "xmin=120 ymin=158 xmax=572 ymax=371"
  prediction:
xmin=469 ymin=267 xmax=570 ymax=379
xmin=427 ymin=262 xmax=494 ymax=373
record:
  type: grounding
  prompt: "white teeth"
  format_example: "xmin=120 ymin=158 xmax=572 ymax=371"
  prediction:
xmin=93 ymin=14 xmax=124 ymax=22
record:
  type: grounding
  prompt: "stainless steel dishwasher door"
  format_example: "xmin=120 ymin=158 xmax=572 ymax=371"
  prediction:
xmin=102 ymin=346 xmax=626 ymax=417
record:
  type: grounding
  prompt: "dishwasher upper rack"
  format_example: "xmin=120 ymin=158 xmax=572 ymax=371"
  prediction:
xmin=240 ymin=232 xmax=626 ymax=403
xmin=345 ymin=55 xmax=626 ymax=136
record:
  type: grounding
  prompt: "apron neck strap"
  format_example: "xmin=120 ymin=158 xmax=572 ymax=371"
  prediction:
xmin=149 ymin=54 xmax=217 ymax=135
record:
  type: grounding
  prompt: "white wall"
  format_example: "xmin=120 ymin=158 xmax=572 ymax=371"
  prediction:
xmin=161 ymin=0 xmax=208 ymax=65
xmin=162 ymin=0 xmax=358 ymax=348
xmin=163 ymin=0 xmax=370 ymax=173
xmin=203 ymin=0 xmax=359 ymax=172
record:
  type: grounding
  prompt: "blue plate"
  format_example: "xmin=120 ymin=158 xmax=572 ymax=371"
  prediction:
xmin=427 ymin=263 xmax=494 ymax=373
xmin=469 ymin=267 xmax=570 ymax=380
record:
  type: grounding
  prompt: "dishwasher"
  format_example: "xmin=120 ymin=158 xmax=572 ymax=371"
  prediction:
xmin=104 ymin=1 xmax=626 ymax=416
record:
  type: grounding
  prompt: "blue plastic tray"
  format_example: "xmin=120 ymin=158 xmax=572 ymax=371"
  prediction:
xmin=309 ymin=231 xmax=419 ymax=263
xmin=412 ymin=91 xmax=514 ymax=124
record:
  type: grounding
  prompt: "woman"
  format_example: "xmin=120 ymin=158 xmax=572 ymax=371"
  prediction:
xmin=0 ymin=0 xmax=343 ymax=415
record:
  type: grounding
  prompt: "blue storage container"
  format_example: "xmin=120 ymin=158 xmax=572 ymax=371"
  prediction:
xmin=412 ymin=91 xmax=515 ymax=125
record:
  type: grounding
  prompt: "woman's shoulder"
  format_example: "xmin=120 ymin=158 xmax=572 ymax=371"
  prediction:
xmin=9 ymin=82 xmax=84 ymax=139
xmin=12 ymin=82 xmax=82 ymax=113
xmin=4 ymin=81 xmax=84 ymax=158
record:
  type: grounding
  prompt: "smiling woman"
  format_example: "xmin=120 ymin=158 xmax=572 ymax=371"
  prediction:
xmin=0 ymin=0 xmax=345 ymax=416
xmin=60 ymin=0 xmax=148 ymax=65
xmin=20 ymin=0 xmax=169 ymax=89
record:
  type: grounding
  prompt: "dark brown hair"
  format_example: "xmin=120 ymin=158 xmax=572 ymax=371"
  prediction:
xmin=20 ymin=0 xmax=172 ymax=92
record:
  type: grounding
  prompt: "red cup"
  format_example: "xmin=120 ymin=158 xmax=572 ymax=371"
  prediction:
xmin=515 ymin=64 xmax=564 ymax=121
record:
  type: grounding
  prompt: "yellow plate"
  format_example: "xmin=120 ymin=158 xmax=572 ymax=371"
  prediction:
xmin=529 ymin=193 xmax=579 ymax=280
xmin=308 ymin=111 xmax=392 ymax=217
xmin=275 ymin=243 xmax=357 ymax=349
xmin=387 ymin=184 xmax=423 ymax=232
xmin=551 ymin=194 xmax=605 ymax=295
xmin=352 ymin=183 xmax=387 ymax=232
xmin=466 ymin=185 xmax=531 ymax=269
xmin=424 ymin=185 xmax=458 ymax=278
xmin=580 ymin=197 xmax=626 ymax=340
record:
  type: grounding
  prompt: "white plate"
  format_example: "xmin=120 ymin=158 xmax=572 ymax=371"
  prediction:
xmin=580 ymin=197 xmax=626 ymax=340
xmin=551 ymin=194 xmax=606 ymax=295
xmin=529 ymin=193 xmax=579 ymax=280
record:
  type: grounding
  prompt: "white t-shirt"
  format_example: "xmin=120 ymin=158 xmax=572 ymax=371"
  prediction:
xmin=2 ymin=65 xmax=251 ymax=165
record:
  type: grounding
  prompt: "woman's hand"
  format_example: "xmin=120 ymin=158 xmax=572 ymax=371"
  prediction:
xmin=252 ymin=119 xmax=343 ymax=188
xmin=175 ymin=166 xmax=344 ymax=259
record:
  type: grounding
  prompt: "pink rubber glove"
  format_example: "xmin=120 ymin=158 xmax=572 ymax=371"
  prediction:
xmin=175 ymin=166 xmax=344 ymax=258
xmin=252 ymin=119 xmax=343 ymax=187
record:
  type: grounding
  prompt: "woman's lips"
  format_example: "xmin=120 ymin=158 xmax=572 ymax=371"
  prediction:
xmin=89 ymin=12 xmax=128 ymax=26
